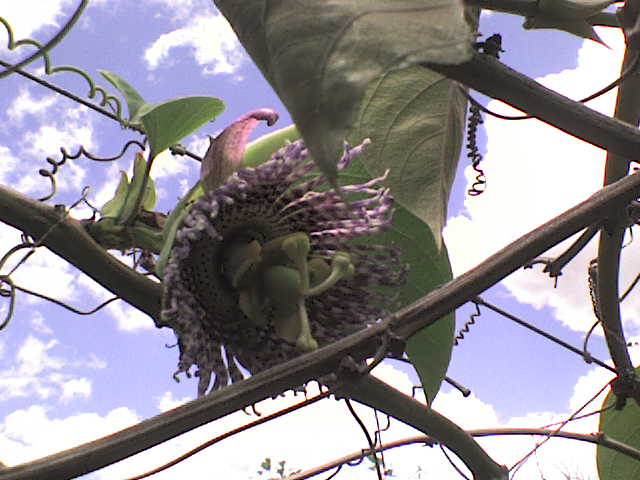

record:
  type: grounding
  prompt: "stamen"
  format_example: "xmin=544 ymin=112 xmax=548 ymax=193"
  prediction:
xmin=306 ymin=252 xmax=354 ymax=297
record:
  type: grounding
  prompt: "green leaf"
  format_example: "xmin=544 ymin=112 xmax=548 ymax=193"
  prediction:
xmin=349 ymin=65 xmax=466 ymax=249
xmin=214 ymin=0 xmax=471 ymax=187
xmin=117 ymin=152 xmax=155 ymax=225
xmin=140 ymin=96 xmax=225 ymax=159
xmin=142 ymin=174 xmax=157 ymax=211
xmin=130 ymin=152 xmax=157 ymax=211
xmin=340 ymin=152 xmax=454 ymax=404
xmin=100 ymin=171 xmax=130 ymax=218
xmin=597 ymin=369 xmax=640 ymax=480
xmin=389 ymin=208 xmax=453 ymax=404
xmin=155 ymin=181 xmax=204 ymax=278
xmin=99 ymin=70 xmax=148 ymax=123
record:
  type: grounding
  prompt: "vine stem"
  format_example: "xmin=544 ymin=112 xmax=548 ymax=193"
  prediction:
xmin=0 ymin=59 xmax=123 ymax=124
xmin=290 ymin=428 xmax=640 ymax=480
xmin=596 ymin=0 xmax=640 ymax=389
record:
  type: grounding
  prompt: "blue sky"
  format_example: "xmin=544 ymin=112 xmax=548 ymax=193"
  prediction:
xmin=0 ymin=2 xmax=637 ymax=479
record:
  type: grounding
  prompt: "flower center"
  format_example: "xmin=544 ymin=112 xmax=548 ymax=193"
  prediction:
xmin=222 ymin=231 xmax=355 ymax=352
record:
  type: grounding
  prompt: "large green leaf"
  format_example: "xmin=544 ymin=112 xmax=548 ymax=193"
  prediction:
xmin=350 ymin=65 xmax=466 ymax=249
xmin=341 ymin=153 xmax=454 ymax=404
xmin=140 ymin=96 xmax=225 ymax=159
xmin=597 ymin=369 xmax=640 ymax=480
xmin=346 ymin=64 xmax=463 ymax=400
xmin=214 ymin=0 xmax=471 ymax=187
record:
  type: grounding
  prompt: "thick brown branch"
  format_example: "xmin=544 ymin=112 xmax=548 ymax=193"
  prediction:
xmin=426 ymin=52 xmax=640 ymax=160
xmin=0 ymin=185 xmax=162 ymax=320
xmin=329 ymin=372 xmax=508 ymax=480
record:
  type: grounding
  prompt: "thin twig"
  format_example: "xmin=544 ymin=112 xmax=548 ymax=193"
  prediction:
xmin=473 ymin=297 xmax=616 ymax=373
xmin=11 ymin=283 xmax=118 ymax=315
xmin=509 ymin=381 xmax=610 ymax=473
xmin=526 ymin=225 xmax=599 ymax=280
xmin=343 ymin=399 xmax=382 ymax=480
xmin=289 ymin=427 xmax=640 ymax=480
xmin=123 ymin=392 xmax=330 ymax=480
xmin=466 ymin=50 xmax=640 ymax=122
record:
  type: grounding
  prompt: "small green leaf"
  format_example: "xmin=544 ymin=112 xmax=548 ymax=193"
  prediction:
xmin=99 ymin=70 xmax=148 ymax=123
xmin=142 ymin=175 xmax=157 ymax=211
xmin=597 ymin=369 xmax=640 ymax=480
xmin=140 ymin=96 xmax=225 ymax=159
xmin=130 ymin=152 xmax=157 ymax=211
xmin=100 ymin=171 xmax=130 ymax=218
xmin=117 ymin=152 xmax=154 ymax=225
xmin=155 ymin=181 xmax=205 ymax=278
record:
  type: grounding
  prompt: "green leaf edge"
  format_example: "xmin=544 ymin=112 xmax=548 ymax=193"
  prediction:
xmin=140 ymin=96 xmax=225 ymax=159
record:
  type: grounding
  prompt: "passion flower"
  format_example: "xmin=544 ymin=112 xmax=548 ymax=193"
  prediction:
xmin=160 ymin=111 xmax=407 ymax=395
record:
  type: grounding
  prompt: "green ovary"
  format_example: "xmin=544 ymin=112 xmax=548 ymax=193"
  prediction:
xmin=224 ymin=232 xmax=355 ymax=352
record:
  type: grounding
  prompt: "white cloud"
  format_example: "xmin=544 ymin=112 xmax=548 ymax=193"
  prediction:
xmin=7 ymin=89 xmax=58 ymax=124
xmin=443 ymin=27 xmax=637 ymax=334
xmin=59 ymin=377 xmax=92 ymax=404
xmin=142 ymin=0 xmax=200 ymax=21
xmin=0 ymin=224 xmax=79 ymax=305
xmin=16 ymin=336 xmax=65 ymax=375
xmin=29 ymin=312 xmax=54 ymax=336
xmin=0 ymin=0 xmax=74 ymax=40
xmin=149 ymin=148 xmax=190 ymax=179
xmin=0 ymin=405 xmax=139 ymax=467
xmin=156 ymin=390 xmax=191 ymax=412
xmin=144 ymin=12 xmax=245 ymax=75
xmin=0 ymin=334 xmax=103 ymax=403
xmin=76 ymin=274 xmax=156 ymax=331
xmin=1 ymin=92 xmax=95 ymax=197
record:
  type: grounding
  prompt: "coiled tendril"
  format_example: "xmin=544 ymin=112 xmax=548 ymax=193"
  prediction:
xmin=466 ymin=34 xmax=504 ymax=197
xmin=38 ymin=140 xmax=145 ymax=201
